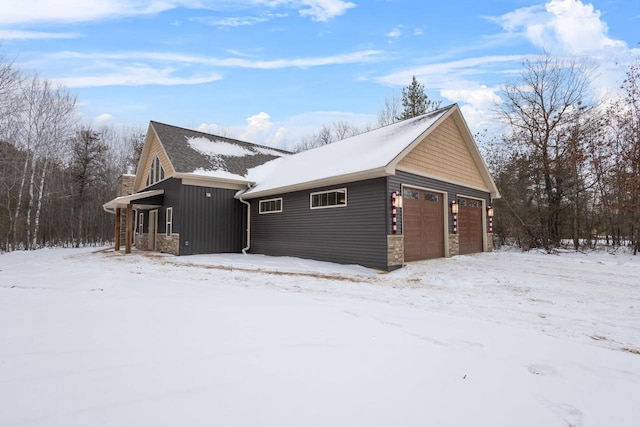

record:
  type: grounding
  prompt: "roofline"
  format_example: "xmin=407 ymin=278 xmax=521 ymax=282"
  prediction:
xmin=387 ymin=104 xmax=501 ymax=200
xmin=173 ymin=172 xmax=252 ymax=190
xmin=149 ymin=120 xmax=291 ymax=155
xmin=133 ymin=123 xmax=177 ymax=192
xmin=239 ymin=167 xmax=391 ymax=200
xmin=102 ymin=189 xmax=165 ymax=214
xmin=387 ymin=105 xmax=455 ymax=171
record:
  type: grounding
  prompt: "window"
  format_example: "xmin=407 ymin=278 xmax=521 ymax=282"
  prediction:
xmin=138 ymin=212 xmax=144 ymax=235
xmin=403 ymin=189 xmax=419 ymax=200
xmin=166 ymin=207 xmax=173 ymax=236
xmin=259 ymin=198 xmax=283 ymax=214
xmin=146 ymin=155 xmax=165 ymax=187
xmin=425 ymin=192 xmax=439 ymax=202
xmin=310 ymin=188 xmax=347 ymax=209
xmin=457 ymin=198 xmax=467 ymax=206
xmin=469 ymin=200 xmax=479 ymax=208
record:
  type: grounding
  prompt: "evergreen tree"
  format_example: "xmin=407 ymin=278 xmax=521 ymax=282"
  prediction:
xmin=396 ymin=76 xmax=441 ymax=121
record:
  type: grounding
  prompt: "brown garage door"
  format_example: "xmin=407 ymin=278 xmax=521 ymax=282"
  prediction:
xmin=403 ymin=188 xmax=444 ymax=261
xmin=458 ymin=197 xmax=483 ymax=255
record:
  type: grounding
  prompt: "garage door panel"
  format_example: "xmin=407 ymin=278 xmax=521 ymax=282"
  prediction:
xmin=458 ymin=197 xmax=483 ymax=255
xmin=403 ymin=188 xmax=444 ymax=262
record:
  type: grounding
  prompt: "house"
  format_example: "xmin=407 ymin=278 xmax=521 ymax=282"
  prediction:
xmin=103 ymin=104 xmax=500 ymax=270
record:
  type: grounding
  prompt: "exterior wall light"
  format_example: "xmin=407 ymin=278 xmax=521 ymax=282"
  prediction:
xmin=487 ymin=206 xmax=494 ymax=233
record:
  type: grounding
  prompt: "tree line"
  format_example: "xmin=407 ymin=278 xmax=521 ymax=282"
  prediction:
xmin=0 ymin=56 xmax=143 ymax=251
xmin=484 ymin=54 xmax=640 ymax=253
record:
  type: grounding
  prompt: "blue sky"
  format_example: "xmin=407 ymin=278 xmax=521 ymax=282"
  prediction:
xmin=1 ymin=0 xmax=638 ymax=149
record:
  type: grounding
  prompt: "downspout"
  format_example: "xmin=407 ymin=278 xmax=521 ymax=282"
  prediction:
xmin=238 ymin=188 xmax=251 ymax=255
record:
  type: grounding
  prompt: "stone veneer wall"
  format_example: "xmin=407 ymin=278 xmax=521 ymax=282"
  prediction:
xmin=387 ymin=235 xmax=404 ymax=268
xmin=448 ymin=234 xmax=459 ymax=256
xmin=135 ymin=233 xmax=148 ymax=250
xmin=117 ymin=174 xmax=135 ymax=197
xmin=486 ymin=233 xmax=494 ymax=252
xmin=156 ymin=233 xmax=180 ymax=255
xmin=135 ymin=233 xmax=180 ymax=255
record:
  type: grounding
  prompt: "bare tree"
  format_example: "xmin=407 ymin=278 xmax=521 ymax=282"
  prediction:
xmin=12 ymin=75 xmax=76 ymax=249
xmin=498 ymin=53 xmax=596 ymax=248
xmin=293 ymin=121 xmax=362 ymax=152
xmin=602 ymin=60 xmax=640 ymax=253
xmin=377 ymin=94 xmax=402 ymax=127
xmin=69 ymin=128 xmax=107 ymax=247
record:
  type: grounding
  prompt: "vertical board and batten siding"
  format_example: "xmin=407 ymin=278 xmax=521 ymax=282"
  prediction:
xmin=250 ymin=178 xmax=389 ymax=270
xmin=137 ymin=178 xmax=182 ymax=234
xmin=388 ymin=171 xmax=491 ymax=235
xmin=179 ymin=185 xmax=245 ymax=255
xmin=137 ymin=178 xmax=245 ymax=255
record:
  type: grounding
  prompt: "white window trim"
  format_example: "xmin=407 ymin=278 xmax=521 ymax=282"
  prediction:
xmin=310 ymin=188 xmax=348 ymax=210
xmin=259 ymin=198 xmax=283 ymax=214
xmin=138 ymin=212 xmax=144 ymax=236
xmin=146 ymin=155 xmax=165 ymax=187
xmin=166 ymin=207 xmax=173 ymax=236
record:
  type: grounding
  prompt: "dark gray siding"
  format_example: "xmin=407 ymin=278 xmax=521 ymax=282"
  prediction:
xmin=388 ymin=170 xmax=492 ymax=234
xmin=137 ymin=178 xmax=245 ymax=255
xmin=250 ymin=178 xmax=388 ymax=270
xmin=137 ymin=178 xmax=182 ymax=234
xmin=179 ymin=185 xmax=245 ymax=255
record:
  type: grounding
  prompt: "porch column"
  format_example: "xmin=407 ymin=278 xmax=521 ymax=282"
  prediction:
xmin=115 ymin=208 xmax=121 ymax=251
xmin=125 ymin=204 xmax=133 ymax=254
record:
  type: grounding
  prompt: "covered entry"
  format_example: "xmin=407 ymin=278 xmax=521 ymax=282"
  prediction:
xmin=458 ymin=196 xmax=483 ymax=254
xmin=402 ymin=187 xmax=445 ymax=261
xmin=102 ymin=189 xmax=164 ymax=253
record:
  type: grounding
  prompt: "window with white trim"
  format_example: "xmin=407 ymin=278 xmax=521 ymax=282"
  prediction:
xmin=138 ymin=212 xmax=144 ymax=235
xmin=166 ymin=207 xmax=173 ymax=236
xmin=310 ymin=188 xmax=347 ymax=209
xmin=259 ymin=198 xmax=282 ymax=214
xmin=146 ymin=155 xmax=165 ymax=187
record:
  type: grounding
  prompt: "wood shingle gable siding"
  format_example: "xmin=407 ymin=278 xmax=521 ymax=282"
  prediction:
xmin=398 ymin=115 xmax=488 ymax=191
xmin=136 ymin=132 xmax=175 ymax=192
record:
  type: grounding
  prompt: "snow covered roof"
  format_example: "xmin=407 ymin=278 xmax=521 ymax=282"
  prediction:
xmin=241 ymin=105 xmax=454 ymax=199
xmin=151 ymin=121 xmax=289 ymax=181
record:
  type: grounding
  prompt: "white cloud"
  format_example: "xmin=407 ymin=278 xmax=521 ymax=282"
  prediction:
xmin=0 ymin=0 xmax=196 ymax=25
xmin=386 ymin=26 xmax=402 ymax=40
xmin=48 ymin=49 xmax=383 ymax=68
xmin=440 ymin=87 xmax=503 ymax=133
xmin=0 ymin=0 xmax=354 ymax=25
xmin=53 ymin=65 xmax=223 ymax=88
xmin=375 ymin=54 xmax=529 ymax=88
xmin=197 ymin=123 xmax=226 ymax=136
xmin=492 ymin=0 xmax=626 ymax=55
xmin=192 ymin=12 xmax=288 ymax=27
xmin=297 ymin=0 xmax=356 ymax=22
xmin=0 ymin=29 xmax=79 ymax=40
xmin=31 ymin=48 xmax=381 ymax=89
xmin=413 ymin=28 xmax=424 ymax=36
xmin=93 ymin=113 xmax=114 ymax=124
xmin=268 ymin=127 xmax=288 ymax=147
xmin=239 ymin=112 xmax=274 ymax=141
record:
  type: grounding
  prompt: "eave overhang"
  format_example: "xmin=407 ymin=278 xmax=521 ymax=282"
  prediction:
xmin=102 ymin=189 xmax=165 ymax=214
xmin=238 ymin=167 xmax=391 ymax=200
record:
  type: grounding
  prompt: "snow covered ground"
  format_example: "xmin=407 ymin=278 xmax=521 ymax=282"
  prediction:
xmin=0 ymin=247 xmax=639 ymax=426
